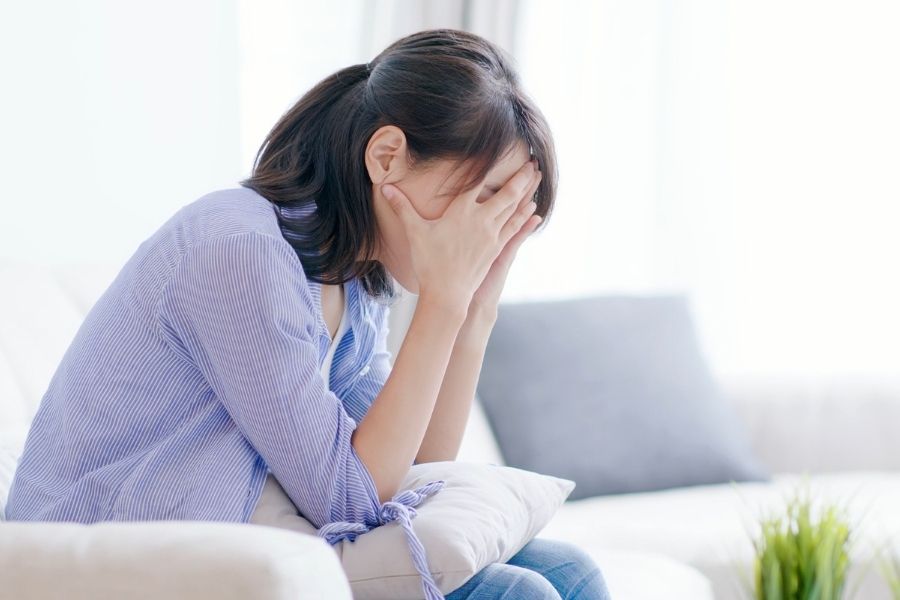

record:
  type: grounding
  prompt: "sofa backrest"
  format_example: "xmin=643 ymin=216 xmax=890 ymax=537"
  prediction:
xmin=0 ymin=261 xmax=120 ymax=435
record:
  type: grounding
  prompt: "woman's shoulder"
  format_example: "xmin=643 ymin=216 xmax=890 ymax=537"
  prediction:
xmin=145 ymin=185 xmax=303 ymax=278
xmin=175 ymin=185 xmax=283 ymax=243
xmin=122 ymin=186 xmax=311 ymax=315
xmin=155 ymin=221 xmax=321 ymax=332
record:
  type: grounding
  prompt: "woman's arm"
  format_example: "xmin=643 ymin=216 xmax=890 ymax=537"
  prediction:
xmin=352 ymin=295 xmax=466 ymax=502
xmin=413 ymin=305 xmax=495 ymax=464
xmin=413 ymin=168 xmax=544 ymax=464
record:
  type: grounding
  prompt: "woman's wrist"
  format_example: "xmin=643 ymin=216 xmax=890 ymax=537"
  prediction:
xmin=416 ymin=291 xmax=470 ymax=327
xmin=457 ymin=302 xmax=497 ymax=346
xmin=465 ymin=300 xmax=498 ymax=328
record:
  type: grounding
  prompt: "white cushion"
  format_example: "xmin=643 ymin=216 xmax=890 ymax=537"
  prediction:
xmin=250 ymin=460 xmax=574 ymax=598
xmin=538 ymin=472 xmax=900 ymax=600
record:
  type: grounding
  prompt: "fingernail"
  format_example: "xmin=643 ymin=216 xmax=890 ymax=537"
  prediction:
xmin=381 ymin=184 xmax=395 ymax=199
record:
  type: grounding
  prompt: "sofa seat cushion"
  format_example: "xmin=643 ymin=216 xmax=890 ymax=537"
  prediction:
xmin=538 ymin=472 xmax=900 ymax=600
xmin=568 ymin=545 xmax=714 ymax=600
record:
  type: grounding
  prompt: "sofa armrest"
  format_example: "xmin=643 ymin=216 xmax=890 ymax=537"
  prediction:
xmin=719 ymin=373 xmax=900 ymax=474
xmin=0 ymin=521 xmax=351 ymax=600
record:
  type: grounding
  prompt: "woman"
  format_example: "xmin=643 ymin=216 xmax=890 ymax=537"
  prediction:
xmin=6 ymin=29 xmax=610 ymax=599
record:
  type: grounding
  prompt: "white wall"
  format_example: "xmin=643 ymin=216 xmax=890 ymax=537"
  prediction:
xmin=0 ymin=0 xmax=242 ymax=266
xmin=236 ymin=0 xmax=370 ymax=174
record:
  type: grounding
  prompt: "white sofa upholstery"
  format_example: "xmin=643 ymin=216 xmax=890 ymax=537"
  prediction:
xmin=2 ymin=260 xmax=897 ymax=599
xmin=0 ymin=521 xmax=353 ymax=600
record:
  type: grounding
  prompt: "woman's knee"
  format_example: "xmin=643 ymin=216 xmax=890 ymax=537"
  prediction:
xmin=509 ymin=538 xmax=596 ymax=572
xmin=507 ymin=538 xmax=610 ymax=600
xmin=498 ymin=564 xmax=564 ymax=600
xmin=447 ymin=562 xmax=562 ymax=600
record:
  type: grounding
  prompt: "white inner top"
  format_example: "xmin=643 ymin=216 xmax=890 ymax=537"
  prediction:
xmin=320 ymin=285 xmax=350 ymax=390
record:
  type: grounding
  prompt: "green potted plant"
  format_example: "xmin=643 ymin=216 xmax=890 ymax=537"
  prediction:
xmin=750 ymin=488 xmax=852 ymax=600
xmin=883 ymin=553 xmax=900 ymax=599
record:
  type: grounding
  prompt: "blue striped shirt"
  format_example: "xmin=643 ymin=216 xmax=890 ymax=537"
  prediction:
xmin=5 ymin=187 xmax=446 ymax=599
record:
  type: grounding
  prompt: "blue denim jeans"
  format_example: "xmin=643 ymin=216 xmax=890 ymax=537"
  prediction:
xmin=445 ymin=537 xmax=612 ymax=600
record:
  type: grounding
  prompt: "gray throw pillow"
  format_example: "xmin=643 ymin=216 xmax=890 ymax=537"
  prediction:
xmin=477 ymin=294 xmax=768 ymax=499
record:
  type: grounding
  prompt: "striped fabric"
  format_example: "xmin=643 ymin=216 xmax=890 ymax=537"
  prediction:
xmin=3 ymin=187 xmax=445 ymax=598
xmin=318 ymin=283 xmax=350 ymax=387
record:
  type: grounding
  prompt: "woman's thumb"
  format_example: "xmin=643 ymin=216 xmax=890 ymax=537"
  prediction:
xmin=382 ymin=184 xmax=418 ymax=227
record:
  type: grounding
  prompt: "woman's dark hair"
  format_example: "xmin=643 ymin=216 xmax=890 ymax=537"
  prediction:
xmin=239 ymin=28 xmax=557 ymax=299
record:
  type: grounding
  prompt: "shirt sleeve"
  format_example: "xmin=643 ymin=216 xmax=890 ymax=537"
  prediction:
xmin=156 ymin=230 xmax=383 ymax=528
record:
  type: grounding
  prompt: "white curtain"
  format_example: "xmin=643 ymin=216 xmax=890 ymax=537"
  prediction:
xmin=506 ymin=0 xmax=900 ymax=379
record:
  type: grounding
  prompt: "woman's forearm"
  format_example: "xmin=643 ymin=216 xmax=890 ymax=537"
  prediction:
xmin=351 ymin=294 xmax=468 ymax=503
xmin=414 ymin=303 xmax=496 ymax=464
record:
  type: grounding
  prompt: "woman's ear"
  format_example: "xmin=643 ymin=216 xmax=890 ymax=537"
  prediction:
xmin=365 ymin=125 xmax=408 ymax=184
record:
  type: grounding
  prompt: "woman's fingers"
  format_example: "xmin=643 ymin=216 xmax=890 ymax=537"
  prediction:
xmin=492 ymin=214 xmax=543 ymax=276
xmin=482 ymin=160 xmax=538 ymax=220
xmin=445 ymin=172 xmax=492 ymax=218
xmin=498 ymin=187 xmax=540 ymax=245
xmin=496 ymin=168 xmax=542 ymax=225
